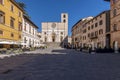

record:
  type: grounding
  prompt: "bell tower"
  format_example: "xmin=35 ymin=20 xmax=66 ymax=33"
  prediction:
xmin=61 ymin=13 xmax=68 ymax=46
xmin=61 ymin=13 xmax=68 ymax=24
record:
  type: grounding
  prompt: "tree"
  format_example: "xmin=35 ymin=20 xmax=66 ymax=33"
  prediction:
xmin=17 ymin=2 xmax=26 ymax=10
xmin=17 ymin=1 xmax=30 ymax=19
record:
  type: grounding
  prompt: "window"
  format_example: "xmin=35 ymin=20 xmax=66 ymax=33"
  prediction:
xmin=0 ymin=0 xmax=3 ymax=5
xmin=83 ymin=29 xmax=87 ymax=33
xmin=85 ymin=36 xmax=86 ymax=40
xmin=88 ymin=33 xmax=90 ymax=37
xmin=91 ymin=25 xmax=94 ymax=29
xmin=99 ymin=20 xmax=103 ymax=25
xmin=24 ymin=37 xmax=27 ymax=43
xmin=0 ymin=11 xmax=5 ymax=24
xmin=63 ymin=15 xmax=66 ymax=18
xmin=29 ymin=26 xmax=31 ymax=33
xmin=113 ymin=9 xmax=117 ymax=17
xmin=0 ymin=30 xmax=3 ymax=35
xmin=95 ymin=23 xmax=98 ymax=27
xmin=11 ymin=5 xmax=14 ymax=12
xmin=99 ymin=29 xmax=103 ymax=35
xmin=24 ymin=23 xmax=26 ymax=31
xmin=11 ymin=33 xmax=14 ymax=37
xmin=113 ymin=24 xmax=117 ymax=31
xmin=10 ymin=17 xmax=15 ymax=28
xmin=63 ymin=19 xmax=66 ymax=23
xmin=33 ymin=29 xmax=34 ymax=35
xmin=88 ymin=26 xmax=90 ymax=30
xmin=18 ymin=22 xmax=22 ymax=31
xmin=19 ymin=35 xmax=21 ymax=39
xmin=18 ymin=11 xmax=21 ymax=17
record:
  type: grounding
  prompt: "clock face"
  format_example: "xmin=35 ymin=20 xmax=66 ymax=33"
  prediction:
xmin=51 ymin=23 xmax=56 ymax=28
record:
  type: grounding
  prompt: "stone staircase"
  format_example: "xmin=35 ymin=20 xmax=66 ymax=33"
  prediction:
xmin=45 ymin=42 xmax=61 ymax=48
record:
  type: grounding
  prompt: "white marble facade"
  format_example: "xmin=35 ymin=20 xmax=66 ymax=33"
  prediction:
xmin=41 ymin=13 xmax=68 ymax=43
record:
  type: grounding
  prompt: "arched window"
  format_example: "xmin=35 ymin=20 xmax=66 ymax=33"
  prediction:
xmin=63 ymin=19 xmax=66 ymax=23
xmin=63 ymin=15 xmax=66 ymax=18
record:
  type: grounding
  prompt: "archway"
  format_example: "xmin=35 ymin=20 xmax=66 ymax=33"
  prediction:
xmin=52 ymin=32 xmax=56 ymax=42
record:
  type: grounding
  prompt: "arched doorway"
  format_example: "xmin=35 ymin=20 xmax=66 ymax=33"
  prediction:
xmin=52 ymin=32 xmax=56 ymax=42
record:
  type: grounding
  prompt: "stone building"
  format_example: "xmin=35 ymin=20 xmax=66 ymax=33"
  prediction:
xmin=72 ymin=17 xmax=93 ymax=48
xmin=105 ymin=0 xmax=120 ymax=50
xmin=22 ymin=16 xmax=40 ymax=48
xmin=0 ymin=0 xmax=24 ymax=48
xmin=72 ymin=10 xmax=110 ymax=49
xmin=41 ymin=13 xmax=68 ymax=46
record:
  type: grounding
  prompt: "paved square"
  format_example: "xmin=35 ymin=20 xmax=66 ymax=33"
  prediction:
xmin=0 ymin=48 xmax=120 ymax=80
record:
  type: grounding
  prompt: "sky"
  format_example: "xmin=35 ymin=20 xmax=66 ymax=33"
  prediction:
xmin=16 ymin=0 xmax=110 ymax=36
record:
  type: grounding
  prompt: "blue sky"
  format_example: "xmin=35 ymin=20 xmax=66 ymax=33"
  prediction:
xmin=16 ymin=0 xmax=110 ymax=36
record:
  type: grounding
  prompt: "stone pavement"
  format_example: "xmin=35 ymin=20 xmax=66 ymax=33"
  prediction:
xmin=0 ymin=48 xmax=120 ymax=80
xmin=0 ymin=53 xmax=22 ymax=59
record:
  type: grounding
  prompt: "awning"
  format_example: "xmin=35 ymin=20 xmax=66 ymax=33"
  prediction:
xmin=0 ymin=41 xmax=21 ymax=45
xmin=21 ymin=43 xmax=27 ymax=45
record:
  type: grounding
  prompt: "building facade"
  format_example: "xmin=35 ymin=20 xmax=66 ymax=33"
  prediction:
xmin=22 ymin=16 xmax=40 ymax=48
xmin=72 ymin=17 xmax=93 ymax=48
xmin=41 ymin=13 xmax=68 ymax=46
xmin=72 ymin=10 xmax=110 ymax=49
xmin=104 ymin=0 xmax=120 ymax=51
xmin=0 ymin=0 xmax=24 ymax=48
xmin=110 ymin=0 xmax=120 ymax=49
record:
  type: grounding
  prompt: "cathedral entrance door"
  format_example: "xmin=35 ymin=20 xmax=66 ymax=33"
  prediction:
xmin=52 ymin=32 xmax=56 ymax=42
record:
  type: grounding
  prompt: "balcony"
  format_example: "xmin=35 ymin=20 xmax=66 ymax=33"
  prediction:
xmin=89 ymin=35 xmax=98 ymax=39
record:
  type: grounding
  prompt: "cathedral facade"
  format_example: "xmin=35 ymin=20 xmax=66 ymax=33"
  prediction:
xmin=41 ymin=13 xmax=68 ymax=45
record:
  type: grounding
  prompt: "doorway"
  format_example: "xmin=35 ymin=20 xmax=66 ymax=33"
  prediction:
xmin=52 ymin=32 xmax=56 ymax=42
